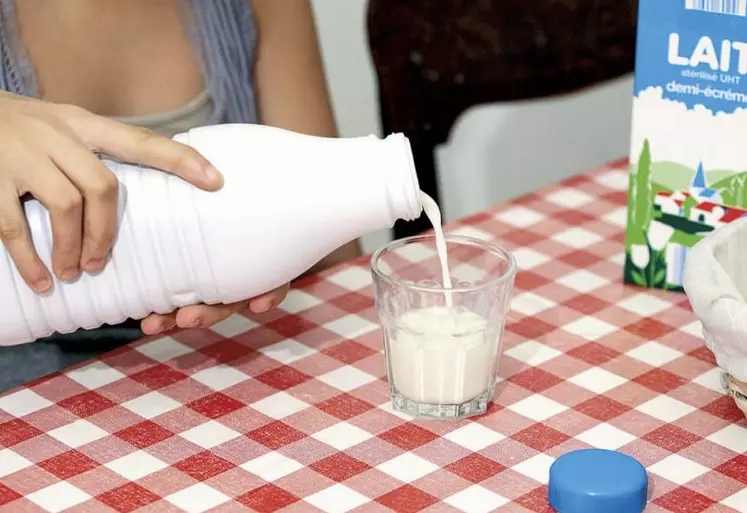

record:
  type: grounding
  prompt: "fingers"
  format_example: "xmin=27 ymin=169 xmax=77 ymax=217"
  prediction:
xmin=183 ymin=283 xmax=290 ymax=329
xmin=141 ymin=303 xmax=239 ymax=336
xmin=141 ymin=313 xmax=177 ymax=336
xmin=174 ymin=302 xmax=247 ymax=330
xmin=248 ymin=283 xmax=290 ymax=314
xmin=142 ymin=302 xmax=246 ymax=336
xmin=141 ymin=284 xmax=291 ymax=336
xmin=18 ymin=155 xmax=90 ymax=284
xmin=48 ymin=139 xmax=119 ymax=273
xmin=0 ymin=187 xmax=51 ymax=292
xmin=70 ymin=112 xmax=222 ymax=191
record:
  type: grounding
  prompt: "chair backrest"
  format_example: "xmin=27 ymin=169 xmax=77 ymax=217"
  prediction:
xmin=435 ymin=74 xmax=634 ymax=222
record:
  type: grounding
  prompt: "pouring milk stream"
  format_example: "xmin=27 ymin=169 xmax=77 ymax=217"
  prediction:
xmin=1 ymin=122 xmax=495 ymax=409
xmin=388 ymin=192 xmax=495 ymax=406
xmin=0 ymin=124 xmax=425 ymax=345
xmin=418 ymin=191 xmax=453 ymax=306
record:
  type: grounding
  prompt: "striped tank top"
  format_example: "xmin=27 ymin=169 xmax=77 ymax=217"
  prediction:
xmin=0 ymin=0 xmax=259 ymax=128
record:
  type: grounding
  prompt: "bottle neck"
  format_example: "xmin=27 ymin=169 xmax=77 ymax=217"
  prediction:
xmin=379 ymin=133 xmax=423 ymax=224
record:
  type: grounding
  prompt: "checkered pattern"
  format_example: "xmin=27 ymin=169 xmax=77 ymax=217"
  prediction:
xmin=1 ymin=160 xmax=746 ymax=513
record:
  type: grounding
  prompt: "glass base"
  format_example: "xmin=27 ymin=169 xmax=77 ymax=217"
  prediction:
xmin=390 ymin=387 xmax=493 ymax=421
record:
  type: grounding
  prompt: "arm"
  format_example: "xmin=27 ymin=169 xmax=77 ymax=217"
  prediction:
xmin=251 ymin=0 xmax=363 ymax=270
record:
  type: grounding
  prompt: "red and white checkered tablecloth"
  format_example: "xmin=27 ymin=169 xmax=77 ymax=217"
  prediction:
xmin=1 ymin=161 xmax=745 ymax=513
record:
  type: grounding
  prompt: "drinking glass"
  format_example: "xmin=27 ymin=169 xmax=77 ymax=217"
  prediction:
xmin=371 ymin=234 xmax=516 ymax=420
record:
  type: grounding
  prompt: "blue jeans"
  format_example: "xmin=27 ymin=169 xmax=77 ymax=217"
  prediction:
xmin=0 ymin=320 xmax=143 ymax=393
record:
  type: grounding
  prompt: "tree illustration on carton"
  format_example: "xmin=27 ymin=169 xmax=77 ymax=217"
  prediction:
xmin=722 ymin=173 xmax=747 ymax=208
xmin=628 ymin=139 xmax=653 ymax=246
xmin=626 ymin=139 xmax=667 ymax=288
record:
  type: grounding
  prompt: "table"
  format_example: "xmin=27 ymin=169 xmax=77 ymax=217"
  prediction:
xmin=1 ymin=161 xmax=745 ymax=513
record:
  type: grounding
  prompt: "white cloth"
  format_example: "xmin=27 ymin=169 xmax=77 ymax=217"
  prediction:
xmin=684 ymin=217 xmax=747 ymax=382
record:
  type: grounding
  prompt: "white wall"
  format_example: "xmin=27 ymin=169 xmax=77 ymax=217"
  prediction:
xmin=310 ymin=0 xmax=381 ymax=139
xmin=310 ymin=2 xmax=634 ymax=249
xmin=436 ymin=74 xmax=634 ymax=222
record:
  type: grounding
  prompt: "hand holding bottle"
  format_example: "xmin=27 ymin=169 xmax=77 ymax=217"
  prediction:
xmin=0 ymin=91 xmax=222 ymax=292
xmin=140 ymin=283 xmax=290 ymax=335
xmin=0 ymin=124 xmax=419 ymax=345
xmin=0 ymin=93 xmax=290 ymax=334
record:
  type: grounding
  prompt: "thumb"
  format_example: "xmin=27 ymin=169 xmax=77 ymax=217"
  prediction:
xmin=72 ymin=115 xmax=223 ymax=190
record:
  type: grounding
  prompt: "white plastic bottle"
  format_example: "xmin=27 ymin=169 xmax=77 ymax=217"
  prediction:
xmin=0 ymin=124 xmax=422 ymax=346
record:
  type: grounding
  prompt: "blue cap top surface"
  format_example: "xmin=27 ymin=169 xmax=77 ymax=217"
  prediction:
xmin=548 ymin=449 xmax=648 ymax=513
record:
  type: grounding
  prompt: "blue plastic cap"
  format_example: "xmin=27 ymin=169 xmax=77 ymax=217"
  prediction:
xmin=548 ymin=449 xmax=648 ymax=513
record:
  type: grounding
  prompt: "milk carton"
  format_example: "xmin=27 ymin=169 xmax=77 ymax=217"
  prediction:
xmin=625 ymin=0 xmax=747 ymax=291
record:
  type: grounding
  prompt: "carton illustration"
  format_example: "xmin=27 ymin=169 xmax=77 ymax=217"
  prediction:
xmin=625 ymin=0 xmax=747 ymax=291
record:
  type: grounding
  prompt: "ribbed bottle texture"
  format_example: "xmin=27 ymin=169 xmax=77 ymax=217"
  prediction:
xmin=0 ymin=124 xmax=422 ymax=346
xmin=2 ymin=160 xmax=208 ymax=343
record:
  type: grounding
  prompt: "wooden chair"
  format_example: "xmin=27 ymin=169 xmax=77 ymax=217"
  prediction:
xmin=367 ymin=0 xmax=638 ymax=237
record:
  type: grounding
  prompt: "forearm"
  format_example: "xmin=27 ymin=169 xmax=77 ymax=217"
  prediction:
xmin=251 ymin=0 xmax=336 ymax=136
xmin=250 ymin=0 xmax=362 ymax=271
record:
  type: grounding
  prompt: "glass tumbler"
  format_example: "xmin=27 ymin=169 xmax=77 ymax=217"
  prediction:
xmin=371 ymin=234 xmax=516 ymax=420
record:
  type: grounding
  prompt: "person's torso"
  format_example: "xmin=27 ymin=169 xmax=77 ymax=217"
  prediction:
xmin=15 ymin=0 xmax=204 ymax=118
xmin=0 ymin=0 xmax=259 ymax=136
xmin=0 ymin=0 xmax=259 ymax=341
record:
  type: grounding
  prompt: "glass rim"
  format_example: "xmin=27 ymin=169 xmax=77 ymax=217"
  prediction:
xmin=370 ymin=234 xmax=517 ymax=293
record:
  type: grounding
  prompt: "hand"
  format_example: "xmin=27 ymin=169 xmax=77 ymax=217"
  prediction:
xmin=0 ymin=92 xmax=222 ymax=292
xmin=140 ymin=283 xmax=290 ymax=335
